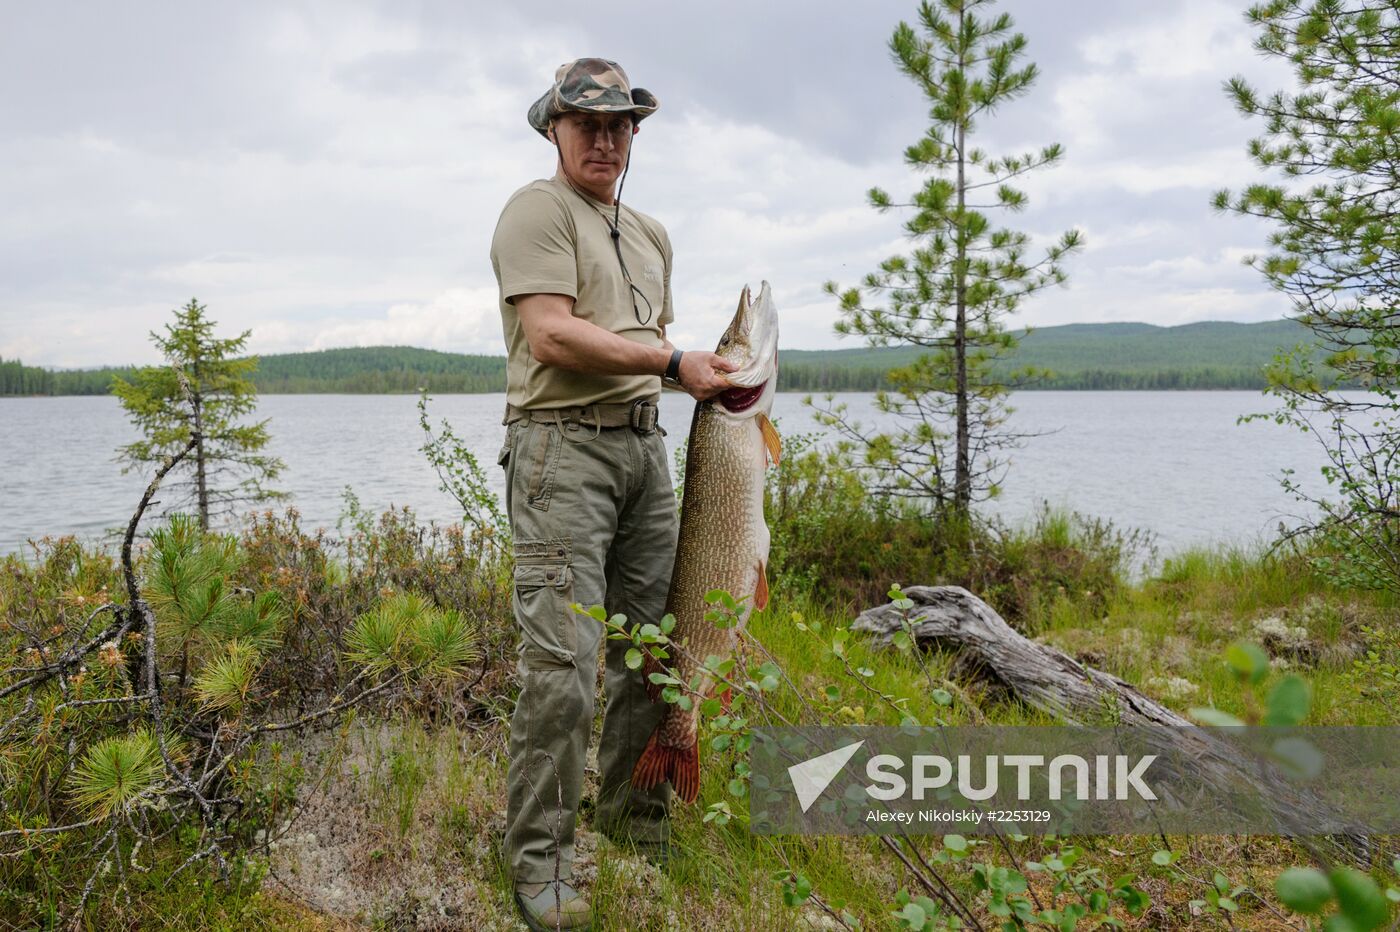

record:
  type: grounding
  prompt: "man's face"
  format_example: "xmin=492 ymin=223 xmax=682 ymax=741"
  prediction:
xmin=551 ymin=111 xmax=636 ymax=190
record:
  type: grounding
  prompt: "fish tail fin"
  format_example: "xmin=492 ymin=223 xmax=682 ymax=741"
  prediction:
xmin=632 ymin=730 xmax=701 ymax=804
xmin=757 ymin=413 xmax=781 ymax=465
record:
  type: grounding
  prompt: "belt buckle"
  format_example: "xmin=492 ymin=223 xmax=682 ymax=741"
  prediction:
xmin=630 ymin=400 xmax=657 ymax=433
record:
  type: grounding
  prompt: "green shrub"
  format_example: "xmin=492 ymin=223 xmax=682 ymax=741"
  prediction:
xmin=756 ymin=427 xmax=1151 ymax=628
xmin=0 ymin=502 xmax=501 ymax=925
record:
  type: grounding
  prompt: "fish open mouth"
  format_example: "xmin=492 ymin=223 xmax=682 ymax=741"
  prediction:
xmin=718 ymin=380 xmax=769 ymax=412
xmin=714 ymin=282 xmax=778 ymax=415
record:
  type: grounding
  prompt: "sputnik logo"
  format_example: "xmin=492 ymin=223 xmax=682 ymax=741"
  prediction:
xmin=788 ymin=740 xmax=865 ymax=813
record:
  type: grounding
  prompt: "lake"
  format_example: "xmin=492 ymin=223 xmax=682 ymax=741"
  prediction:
xmin=0 ymin=391 xmax=1342 ymax=561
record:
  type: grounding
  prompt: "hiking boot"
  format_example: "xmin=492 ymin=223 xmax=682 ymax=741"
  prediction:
xmin=514 ymin=879 xmax=591 ymax=931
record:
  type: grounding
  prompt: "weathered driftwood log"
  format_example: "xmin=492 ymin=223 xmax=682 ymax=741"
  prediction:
xmin=852 ymin=585 xmax=1375 ymax=867
xmin=853 ymin=585 xmax=1190 ymax=726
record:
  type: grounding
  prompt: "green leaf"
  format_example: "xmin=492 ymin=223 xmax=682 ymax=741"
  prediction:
xmin=783 ymin=873 xmax=812 ymax=907
xmin=1271 ymin=736 xmax=1324 ymax=780
xmin=1275 ymin=867 xmax=1332 ymax=914
xmin=1265 ymin=675 xmax=1311 ymax=726
xmin=896 ymin=902 xmax=927 ymax=927
xmin=1225 ymin=641 xmax=1270 ymax=683
xmin=1152 ymin=850 xmax=1174 ymax=866
xmin=624 ymin=648 xmax=643 ymax=670
xmin=1330 ymin=868 xmax=1389 ymax=930
xmin=1118 ymin=885 xmax=1151 ymax=915
xmin=1003 ymin=871 xmax=1028 ymax=894
xmin=1189 ymin=707 xmax=1246 ymax=727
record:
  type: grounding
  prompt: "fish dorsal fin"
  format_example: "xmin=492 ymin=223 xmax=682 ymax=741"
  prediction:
xmin=754 ymin=558 xmax=769 ymax=611
xmin=757 ymin=413 xmax=781 ymax=466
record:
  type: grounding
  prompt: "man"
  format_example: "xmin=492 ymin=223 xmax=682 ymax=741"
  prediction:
xmin=490 ymin=58 xmax=736 ymax=931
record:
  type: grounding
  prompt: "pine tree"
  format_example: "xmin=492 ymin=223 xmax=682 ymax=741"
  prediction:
xmin=111 ymin=298 xmax=286 ymax=530
xmin=818 ymin=0 xmax=1082 ymax=522
xmin=1215 ymin=0 xmax=1400 ymax=592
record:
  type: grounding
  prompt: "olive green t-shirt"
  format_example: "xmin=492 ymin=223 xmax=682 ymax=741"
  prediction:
xmin=490 ymin=172 xmax=674 ymax=409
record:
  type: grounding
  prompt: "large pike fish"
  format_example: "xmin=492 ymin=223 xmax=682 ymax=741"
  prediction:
xmin=632 ymin=282 xmax=780 ymax=804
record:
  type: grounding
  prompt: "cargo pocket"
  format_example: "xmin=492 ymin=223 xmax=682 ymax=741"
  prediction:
xmin=497 ymin=424 xmax=514 ymax=469
xmin=526 ymin=423 xmax=561 ymax=512
xmin=513 ymin=542 xmax=576 ymax=670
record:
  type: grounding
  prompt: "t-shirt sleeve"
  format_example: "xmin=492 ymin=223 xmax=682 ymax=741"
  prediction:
xmin=658 ymin=228 xmax=675 ymax=327
xmin=491 ymin=188 xmax=578 ymax=305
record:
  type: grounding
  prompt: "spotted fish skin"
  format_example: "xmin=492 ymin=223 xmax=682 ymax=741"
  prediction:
xmin=632 ymin=282 xmax=780 ymax=804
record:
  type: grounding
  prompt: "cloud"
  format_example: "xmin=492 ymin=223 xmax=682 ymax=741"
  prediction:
xmin=298 ymin=287 xmax=501 ymax=355
xmin=0 ymin=0 xmax=1306 ymax=368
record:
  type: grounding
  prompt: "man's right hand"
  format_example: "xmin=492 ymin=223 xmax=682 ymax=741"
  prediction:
xmin=678 ymin=351 xmax=739 ymax=401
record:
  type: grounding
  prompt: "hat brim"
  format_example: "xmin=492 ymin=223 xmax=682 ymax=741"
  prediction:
xmin=528 ymin=87 xmax=659 ymax=139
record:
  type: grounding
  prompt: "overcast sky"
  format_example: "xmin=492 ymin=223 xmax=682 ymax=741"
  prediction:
xmin=2 ymin=0 xmax=1301 ymax=368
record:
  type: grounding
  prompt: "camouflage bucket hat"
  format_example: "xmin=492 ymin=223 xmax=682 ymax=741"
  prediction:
xmin=527 ymin=57 xmax=659 ymax=139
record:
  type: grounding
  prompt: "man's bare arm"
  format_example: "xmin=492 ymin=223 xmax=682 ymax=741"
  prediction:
xmin=515 ymin=292 xmax=735 ymax=400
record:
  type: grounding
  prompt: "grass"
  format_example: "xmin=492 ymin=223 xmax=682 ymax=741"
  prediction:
xmin=0 ymin=841 xmax=344 ymax=932
xmin=244 ymin=551 xmax=1392 ymax=930
xmin=5 ymin=509 xmax=1397 ymax=930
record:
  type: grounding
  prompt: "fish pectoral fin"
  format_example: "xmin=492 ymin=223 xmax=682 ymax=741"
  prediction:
xmin=754 ymin=558 xmax=769 ymax=611
xmin=757 ymin=413 xmax=781 ymax=466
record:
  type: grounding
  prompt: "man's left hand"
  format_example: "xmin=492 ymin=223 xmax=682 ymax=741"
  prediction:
xmin=678 ymin=351 xmax=738 ymax=401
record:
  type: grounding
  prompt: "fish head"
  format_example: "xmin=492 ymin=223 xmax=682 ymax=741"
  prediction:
xmin=713 ymin=281 xmax=779 ymax=417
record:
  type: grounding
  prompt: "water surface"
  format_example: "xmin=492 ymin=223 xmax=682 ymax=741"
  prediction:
xmin=0 ymin=391 xmax=1339 ymax=560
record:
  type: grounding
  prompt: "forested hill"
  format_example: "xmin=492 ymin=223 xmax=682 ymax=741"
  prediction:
xmin=3 ymin=318 xmax=1325 ymax=396
xmin=778 ymin=319 xmax=1317 ymax=391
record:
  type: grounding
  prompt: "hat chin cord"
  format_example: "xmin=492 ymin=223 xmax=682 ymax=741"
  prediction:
xmin=551 ymin=122 xmax=633 ymax=238
xmin=551 ymin=125 xmax=651 ymax=326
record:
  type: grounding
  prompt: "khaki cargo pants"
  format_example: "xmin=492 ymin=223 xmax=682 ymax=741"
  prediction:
xmin=497 ymin=411 xmax=677 ymax=884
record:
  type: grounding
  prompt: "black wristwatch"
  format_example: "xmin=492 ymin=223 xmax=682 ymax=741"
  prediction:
xmin=663 ymin=348 xmax=684 ymax=384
